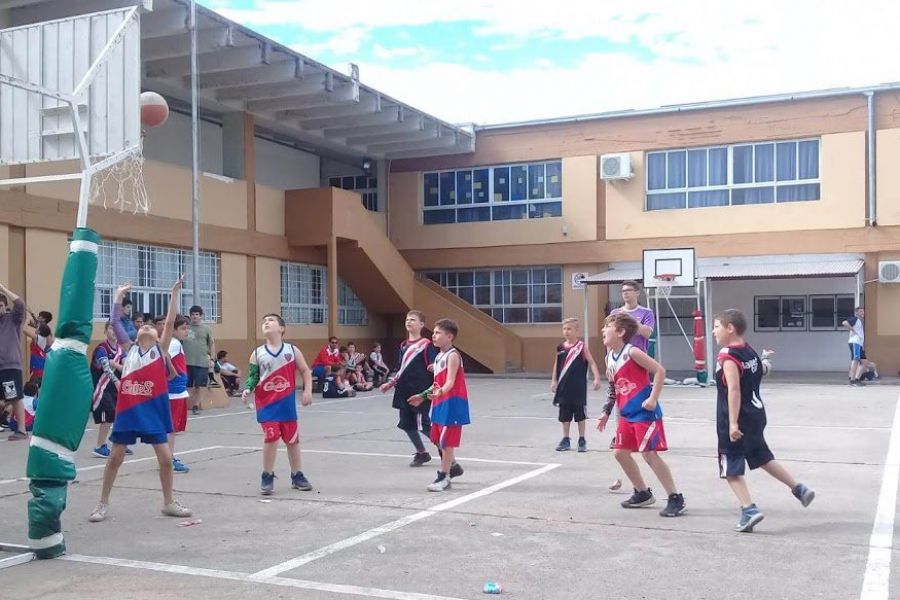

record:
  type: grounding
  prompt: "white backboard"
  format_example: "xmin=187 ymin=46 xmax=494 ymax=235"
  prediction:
xmin=643 ymin=248 xmax=696 ymax=288
xmin=0 ymin=6 xmax=142 ymax=166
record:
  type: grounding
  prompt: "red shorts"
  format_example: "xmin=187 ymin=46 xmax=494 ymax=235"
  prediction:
xmin=430 ymin=423 xmax=462 ymax=448
xmin=614 ymin=419 xmax=668 ymax=452
xmin=170 ymin=398 xmax=188 ymax=433
xmin=261 ymin=420 xmax=299 ymax=444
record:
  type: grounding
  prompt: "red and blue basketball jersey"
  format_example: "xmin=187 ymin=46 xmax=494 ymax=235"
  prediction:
xmin=606 ymin=344 xmax=662 ymax=423
xmin=253 ymin=343 xmax=298 ymax=424
xmin=30 ymin=339 xmax=47 ymax=376
xmin=431 ymin=347 xmax=470 ymax=426
xmin=167 ymin=339 xmax=189 ymax=399
xmin=113 ymin=344 xmax=173 ymax=435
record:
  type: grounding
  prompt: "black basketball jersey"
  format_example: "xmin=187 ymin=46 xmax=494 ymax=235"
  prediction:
xmin=715 ymin=344 xmax=767 ymax=451
xmin=553 ymin=342 xmax=588 ymax=407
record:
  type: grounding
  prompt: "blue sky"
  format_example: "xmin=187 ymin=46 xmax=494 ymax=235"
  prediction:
xmin=203 ymin=0 xmax=900 ymax=124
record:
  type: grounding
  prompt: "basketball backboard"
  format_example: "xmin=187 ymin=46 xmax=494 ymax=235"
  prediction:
xmin=642 ymin=248 xmax=696 ymax=288
xmin=0 ymin=6 xmax=142 ymax=166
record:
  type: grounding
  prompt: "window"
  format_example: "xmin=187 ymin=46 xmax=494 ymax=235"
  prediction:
xmin=754 ymin=295 xmax=807 ymax=332
xmin=328 ymin=175 xmax=378 ymax=212
xmin=646 ymin=139 xmax=820 ymax=211
xmin=754 ymin=296 xmax=781 ymax=331
xmin=423 ymin=267 xmax=563 ymax=324
xmin=810 ymin=294 xmax=857 ymax=331
xmin=280 ymin=262 xmax=369 ymax=326
xmin=423 ymin=161 xmax=562 ymax=224
xmin=93 ymin=241 xmax=220 ymax=322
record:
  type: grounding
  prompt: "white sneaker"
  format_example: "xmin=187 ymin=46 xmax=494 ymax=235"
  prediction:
xmin=161 ymin=500 xmax=193 ymax=518
xmin=88 ymin=502 xmax=109 ymax=522
xmin=426 ymin=472 xmax=451 ymax=492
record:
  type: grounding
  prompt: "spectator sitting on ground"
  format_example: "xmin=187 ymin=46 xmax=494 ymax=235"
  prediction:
xmin=344 ymin=342 xmax=373 ymax=390
xmin=8 ymin=380 xmax=39 ymax=434
xmin=369 ymin=343 xmax=390 ymax=386
xmin=216 ymin=350 xmax=242 ymax=396
xmin=311 ymin=336 xmax=342 ymax=381
xmin=322 ymin=364 xmax=355 ymax=398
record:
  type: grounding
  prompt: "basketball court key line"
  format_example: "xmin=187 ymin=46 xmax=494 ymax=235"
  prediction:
xmin=60 ymin=554 xmax=468 ymax=600
xmin=250 ymin=463 xmax=561 ymax=578
xmin=219 ymin=446 xmax=552 ymax=467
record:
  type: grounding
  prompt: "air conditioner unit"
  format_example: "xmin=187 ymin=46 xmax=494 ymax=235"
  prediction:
xmin=879 ymin=261 xmax=900 ymax=283
xmin=599 ymin=153 xmax=632 ymax=180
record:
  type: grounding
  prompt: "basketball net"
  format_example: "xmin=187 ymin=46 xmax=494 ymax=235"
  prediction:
xmin=654 ymin=274 xmax=676 ymax=299
xmin=89 ymin=136 xmax=150 ymax=215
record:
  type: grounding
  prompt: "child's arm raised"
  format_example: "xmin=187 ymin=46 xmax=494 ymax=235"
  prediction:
xmin=628 ymin=346 xmax=665 ymax=411
xmin=159 ymin=275 xmax=184 ymax=354
xmin=111 ymin=283 xmax=134 ymax=352
xmin=722 ymin=359 xmax=743 ymax=441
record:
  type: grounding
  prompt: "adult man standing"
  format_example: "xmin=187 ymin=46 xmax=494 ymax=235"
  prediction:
xmin=185 ymin=305 xmax=215 ymax=414
xmin=0 ymin=282 xmax=28 ymax=440
xmin=611 ymin=280 xmax=656 ymax=353
xmin=842 ymin=306 xmax=867 ymax=386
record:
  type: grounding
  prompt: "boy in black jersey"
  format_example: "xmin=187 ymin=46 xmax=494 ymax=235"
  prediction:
xmin=550 ymin=318 xmax=601 ymax=452
xmin=713 ymin=309 xmax=815 ymax=533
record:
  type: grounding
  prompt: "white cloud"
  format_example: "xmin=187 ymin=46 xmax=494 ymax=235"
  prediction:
xmin=292 ymin=26 xmax=368 ymax=56
xmin=372 ymin=44 xmax=421 ymax=60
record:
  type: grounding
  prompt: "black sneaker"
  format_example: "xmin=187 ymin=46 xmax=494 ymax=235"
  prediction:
xmin=260 ymin=471 xmax=276 ymax=495
xmin=555 ymin=437 xmax=571 ymax=451
xmin=792 ymin=483 xmax=815 ymax=507
xmin=577 ymin=437 xmax=587 ymax=453
xmin=409 ymin=452 xmax=432 ymax=467
xmin=291 ymin=471 xmax=312 ymax=491
xmin=449 ymin=462 xmax=464 ymax=479
xmin=659 ymin=493 xmax=686 ymax=517
xmin=621 ymin=488 xmax=656 ymax=508
xmin=191 ymin=406 xmax=200 ymax=415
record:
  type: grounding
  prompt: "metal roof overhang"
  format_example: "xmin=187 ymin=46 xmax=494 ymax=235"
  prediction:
xmin=582 ymin=256 xmax=864 ymax=285
xmin=1 ymin=0 xmax=476 ymax=162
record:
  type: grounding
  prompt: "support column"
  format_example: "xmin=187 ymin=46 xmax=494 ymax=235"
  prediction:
xmin=327 ymin=235 xmax=339 ymax=338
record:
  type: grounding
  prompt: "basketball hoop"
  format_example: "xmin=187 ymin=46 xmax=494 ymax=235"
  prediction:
xmin=654 ymin=274 xmax=677 ymax=299
xmin=89 ymin=140 xmax=150 ymax=215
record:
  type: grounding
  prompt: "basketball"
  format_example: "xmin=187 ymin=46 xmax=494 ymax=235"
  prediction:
xmin=140 ymin=91 xmax=169 ymax=129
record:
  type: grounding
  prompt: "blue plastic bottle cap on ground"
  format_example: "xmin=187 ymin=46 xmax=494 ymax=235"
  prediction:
xmin=483 ymin=581 xmax=502 ymax=594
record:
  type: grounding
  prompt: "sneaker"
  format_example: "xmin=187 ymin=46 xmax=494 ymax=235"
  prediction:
xmin=659 ymin=493 xmax=686 ymax=517
xmin=7 ymin=431 xmax=27 ymax=441
xmin=577 ymin=437 xmax=587 ymax=453
xmin=734 ymin=504 xmax=765 ymax=533
xmin=125 ymin=446 xmax=134 ymax=456
xmin=449 ymin=462 xmax=464 ymax=479
xmin=409 ymin=452 xmax=432 ymax=467
xmin=172 ymin=458 xmax=190 ymax=473
xmin=427 ymin=471 xmax=451 ymax=492
xmin=88 ymin=502 xmax=109 ymax=523
xmin=621 ymin=488 xmax=656 ymax=508
xmin=291 ymin=471 xmax=312 ymax=491
xmin=792 ymin=483 xmax=815 ymax=507
xmin=191 ymin=406 xmax=200 ymax=415
xmin=161 ymin=500 xmax=192 ymax=518
xmin=92 ymin=444 xmax=111 ymax=458
xmin=260 ymin=472 xmax=276 ymax=495
xmin=555 ymin=437 xmax=571 ymax=452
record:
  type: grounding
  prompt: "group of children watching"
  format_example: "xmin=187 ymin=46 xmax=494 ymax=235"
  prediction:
xmin=313 ymin=340 xmax=391 ymax=400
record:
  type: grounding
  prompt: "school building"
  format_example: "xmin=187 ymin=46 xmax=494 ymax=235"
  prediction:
xmin=1 ymin=0 xmax=899 ymax=375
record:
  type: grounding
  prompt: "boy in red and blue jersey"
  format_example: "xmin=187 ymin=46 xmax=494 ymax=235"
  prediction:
xmin=242 ymin=313 xmax=313 ymax=495
xmin=598 ymin=312 xmax=686 ymax=517
xmin=89 ymin=277 xmax=192 ymax=523
xmin=410 ymin=318 xmax=469 ymax=492
xmin=167 ymin=314 xmax=191 ymax=473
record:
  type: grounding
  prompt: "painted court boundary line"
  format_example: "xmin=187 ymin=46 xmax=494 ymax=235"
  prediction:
xmin=250 ymin=463 xmax=561 ymax=579
xmin=860 ymin=392 xmax=900 ymax=600
xmin=219 ymin=446 xmax=550 ymax=467
xmin=60 ymin=554 xmax=467 ymax=600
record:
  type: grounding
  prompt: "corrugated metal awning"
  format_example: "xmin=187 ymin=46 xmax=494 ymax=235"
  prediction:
xmin=581 ymin=268 xmax=643 ymax=284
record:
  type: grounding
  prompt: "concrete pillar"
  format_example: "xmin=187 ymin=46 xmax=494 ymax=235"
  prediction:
xmin=327 ymin=235 xmax=339 ymax=338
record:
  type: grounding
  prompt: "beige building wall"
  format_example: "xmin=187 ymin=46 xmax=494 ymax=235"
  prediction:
xmin=25 ymin=229 xmax=68 ymax=318
xmin=256 ymin=185 xmax=285 ymax=235
xmin=876 ymin=128 xmax=900 ymax=226
xmin=388 ymin=156 xmax=598 ymax=251
xmin=604 ymin=132 xmax=866 ymax=240
xmin=0 ymin=224 xmax=8 ymax=285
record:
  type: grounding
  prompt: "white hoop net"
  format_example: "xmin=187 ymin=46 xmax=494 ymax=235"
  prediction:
xmin=654 ymin=275 xmax=676 ymax=299
xmin=89 ymin=140 xmax=150 ymax=214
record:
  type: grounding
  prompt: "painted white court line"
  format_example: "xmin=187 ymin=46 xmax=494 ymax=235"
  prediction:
xmin=250 ymin=463 xmax=561 ymax=579
xmin=219 ymin=446 xmax=550 ymax=466
xmin=0 ymin=446 xmax=226 ymax=486
xmin=186 ymin=395 xmax=390 ymax=422
xmin=60 ymin=554 xmax=468 ymax=600
xmin=860 ymin=392 xmax=900 ymax=600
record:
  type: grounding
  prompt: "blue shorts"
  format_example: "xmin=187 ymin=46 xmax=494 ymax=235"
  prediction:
xmin=849 ymin=344 xmax=866 ymax=361
xmin=109 ymin=431 xmax=168 ymax=446
xmin=718 ymin=443 xmax=775 ymax=478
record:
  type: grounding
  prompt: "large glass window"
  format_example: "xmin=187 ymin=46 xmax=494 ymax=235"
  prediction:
xmin=423 ymin=267 xmax=563 ymax=324
xmin=423 ymin=161 xmax=562 ymax=224
xmin=280 ymin=262 xmax=369 ymax=326
xmin=646 ymin=139 xmax=820 ymax=211
xmin=93 ymin=241 xmax=220 ymax=322
xmin=328 ymin=174 xmax=378 ymax=212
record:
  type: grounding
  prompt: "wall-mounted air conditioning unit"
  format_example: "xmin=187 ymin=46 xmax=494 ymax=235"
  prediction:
xmin=599 ymin=153 xmax=632 ymax=180
xmin=878 ymin=261 xmax=900 ymax=283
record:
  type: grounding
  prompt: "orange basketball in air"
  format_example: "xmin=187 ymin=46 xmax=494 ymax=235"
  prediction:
xmin=140 ymin=91 xmax=169 ymax=129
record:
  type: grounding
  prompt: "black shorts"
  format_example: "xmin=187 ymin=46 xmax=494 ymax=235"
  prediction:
xmin=0 ymin=369 xmax=24 ymax=401
xmin=558 ymin=403 xmax=587 ymax=423
xmin=718 ymin=441 xmax=775 ymax=478
xmin=187 ymin=365 xmax=209 ymax=388
xmin=397 ymin=400 xmax=431 ymax=434
xmin=92 ymin=387 xmax=117 ymax=424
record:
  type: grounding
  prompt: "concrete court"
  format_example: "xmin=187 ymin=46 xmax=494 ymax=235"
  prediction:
xmin=0 ymin=378 xmax=897 ymax=600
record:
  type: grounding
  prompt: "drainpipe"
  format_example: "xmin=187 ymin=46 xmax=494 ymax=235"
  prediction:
xmin=866 ymin=91 xmax=877 ymax=226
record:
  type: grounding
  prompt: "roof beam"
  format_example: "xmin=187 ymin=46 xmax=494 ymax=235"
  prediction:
xmin=216 ymin=75 xmax=327 ymax=102
xmin=344 ymin=122 xmax=435 ymax=146
xmin=367 ymin=130 xmax=460 ymax=155
xmin=285 ymin=94 xmax=377 ymax=121
xmin=247 ymin=81 xmax=359 ymax=113
xmin=141 ymin=6 xmax=190 ymax=39
xmin=145 ymin=43 xmax=271 ymax=78
xmin=142 ymin=26 xmax=237 ymax=62
xmin=384 ymin=144 xmax=473 ymax=160
xmin=193 ymin=59 xmax=302 ymax=90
